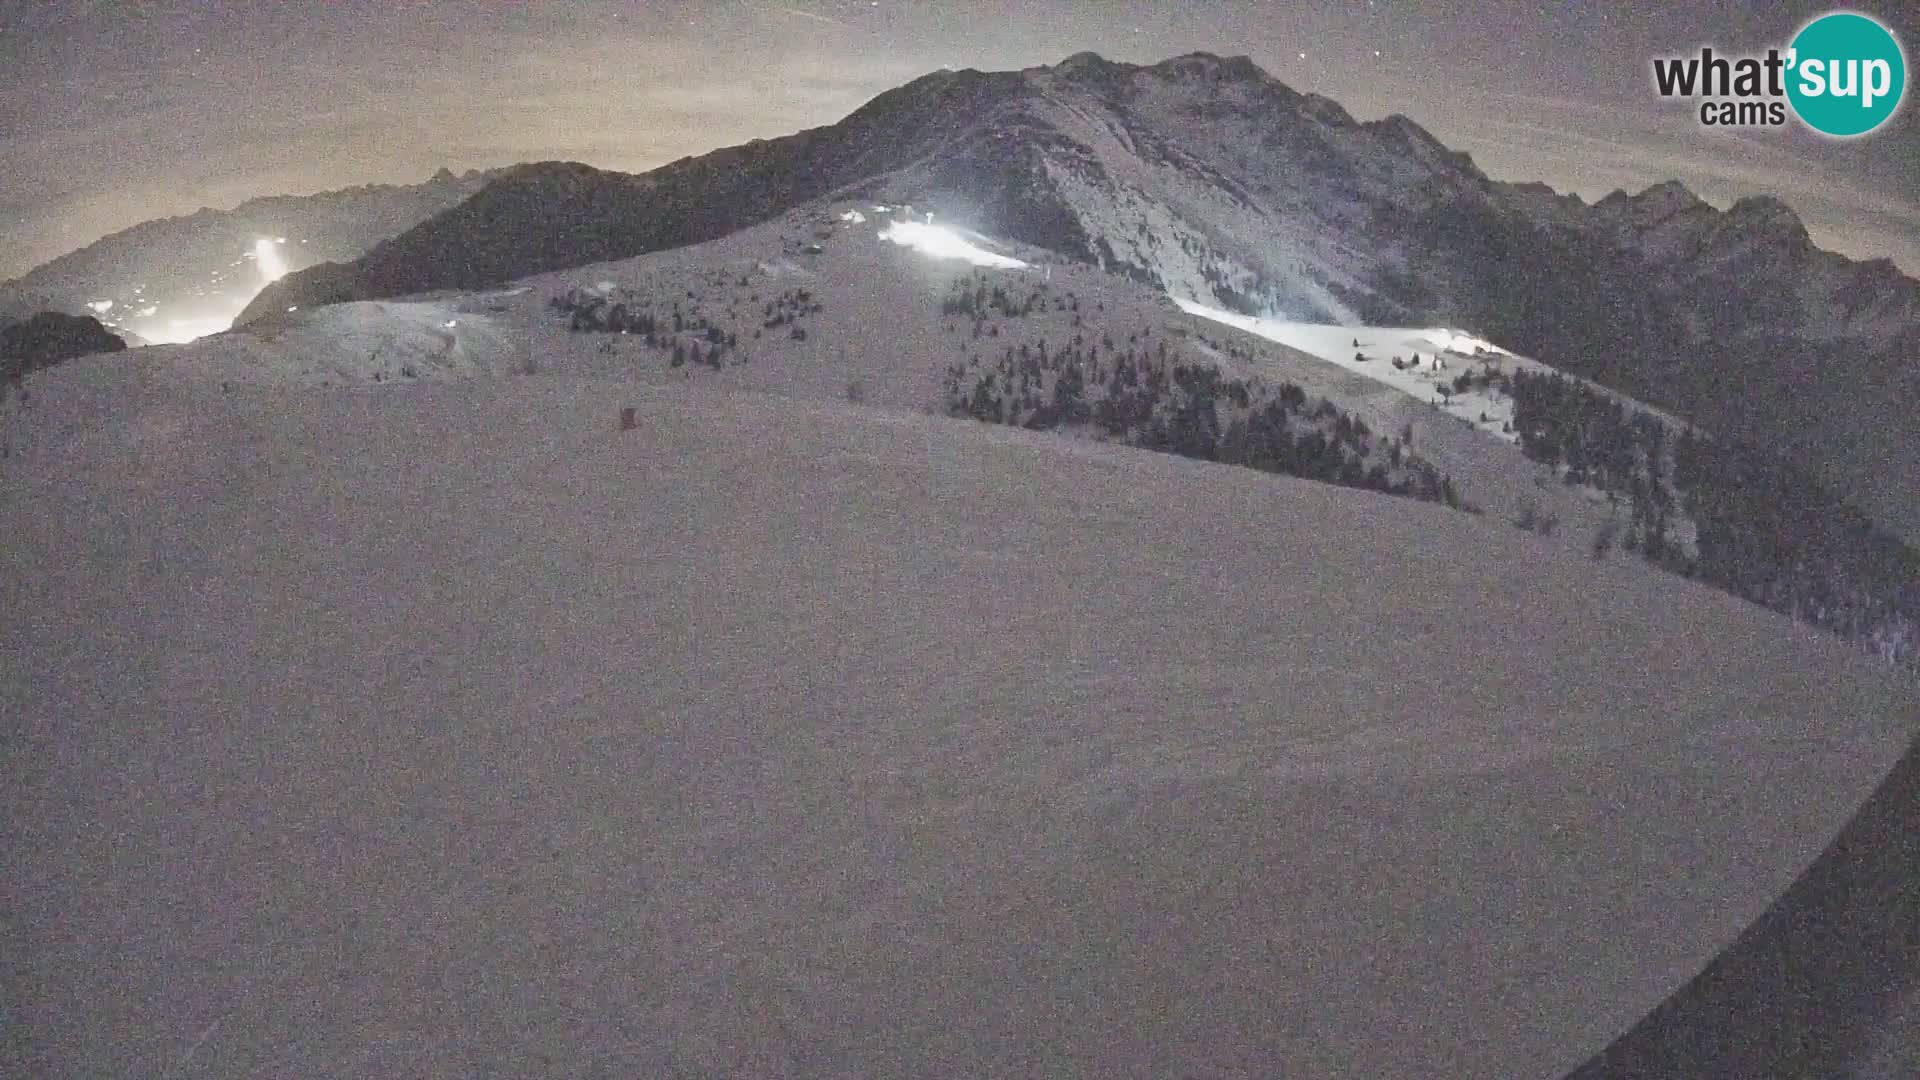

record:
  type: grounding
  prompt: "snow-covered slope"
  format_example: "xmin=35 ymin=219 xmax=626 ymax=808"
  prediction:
xmin=3 ymin=349 xmax=1913 ymax=1078
xmin=146 ymin=201 xmax=1654 ymax=564
xmin=1175 ymin=303 xmax=1697 ymax=443
xmin=161 ymin=298 xmax=521 ymax=385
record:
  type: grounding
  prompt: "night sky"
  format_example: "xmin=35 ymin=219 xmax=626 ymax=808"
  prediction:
xmin=3 ymin=0 xmax=1917 ymax=279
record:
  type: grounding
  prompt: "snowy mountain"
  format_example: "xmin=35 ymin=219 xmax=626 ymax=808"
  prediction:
xmin=0 ymin=168 xmax=503 ymax=344
xmin=93 ymin=199 xmax=1920 ymax=668
xmin=9 ymin=61 xmax=1920 ymax=1076
xmin=239 ymin=51 xmax=1920 ymax=541
xmin=134 ymin=203 xmax=1623 ymax=559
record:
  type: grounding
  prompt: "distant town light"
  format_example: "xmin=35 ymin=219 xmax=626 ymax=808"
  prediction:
xmin=152 ymin=316 xmax=232 ymax=344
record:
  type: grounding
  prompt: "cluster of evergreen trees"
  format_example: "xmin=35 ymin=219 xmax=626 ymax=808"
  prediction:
xmin=1511 ymin=368 xmax=1681 ymax=562
xmin=760 ymin=287 xmax=822 ymax=340
xmin=1508 ymin=368 xmax=1919 ymax=665
xmin=1676 ymin=430 xmax=1919 ymax=664
xmin=941 ymin=333 xmax=1468 ymax=511
xmin=940 ymin=273 xmax=1107 ymax=341
xmin=939 ymin=277 xmax=1073 ymax=319
xmin=548 ymin=288 xmax=738 ymax=369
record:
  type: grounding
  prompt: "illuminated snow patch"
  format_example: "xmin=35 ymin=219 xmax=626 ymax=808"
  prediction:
xmin=878 ymin=221 xmax=1027 ymax=269
xmin=839 ymin=209 xmax=867 ymax=224
xmin=1172 ymin=297 xmax=1258 ymax=331
xmin=87 ymin=300 xmax=113 ymax=314
xmin=1423 ymin=329 xmax=1503 ymax=355
xmin=1173 ymin=298 xmax=1525 ymax=445
xmin=254 ymin=238 xmax=288 ymax=283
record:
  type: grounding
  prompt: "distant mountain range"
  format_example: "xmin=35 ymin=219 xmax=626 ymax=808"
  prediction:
xmin=0 ymin=168 xmax=503 ymax=343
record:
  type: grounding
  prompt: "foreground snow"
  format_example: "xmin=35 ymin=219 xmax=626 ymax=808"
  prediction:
xmin=3 ymin=363 xmax=1913 ymax=1079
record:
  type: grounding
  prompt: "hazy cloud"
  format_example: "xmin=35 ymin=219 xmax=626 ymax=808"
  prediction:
xmin=2 ymin=0 xmax=1914 ymax=278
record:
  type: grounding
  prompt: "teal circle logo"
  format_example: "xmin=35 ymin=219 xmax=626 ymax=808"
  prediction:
xmin=1786 ymin=11 xmax=1906 ymax=137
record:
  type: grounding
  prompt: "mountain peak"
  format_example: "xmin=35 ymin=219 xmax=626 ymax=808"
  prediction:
xmin=1371 ymin=113 xmax=1446 ymax=149
xmin=1727 ymin=193 xmax=1804 ymax=230
xmin=1057 ymin=50 xmax=1118 ymax=72
xmin=1045 ymin=50 xmax=1139 ymax=93
xmin=1635 ymin=180 xmax=1704 ymax=211
xmin=1592 ymin=180 xmax=1705 ymax=224
xmin=1153 ymin=51 xmax=1268 ymax=82
xmin=1716 ymin=194 xmax=1812 ymax=257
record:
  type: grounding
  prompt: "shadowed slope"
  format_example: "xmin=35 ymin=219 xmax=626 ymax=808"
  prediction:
xmin=1568 ymin=729 xmax=1920 ymax=1078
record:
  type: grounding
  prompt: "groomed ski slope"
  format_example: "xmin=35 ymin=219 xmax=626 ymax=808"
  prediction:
xmin=3 ymin=359 xmax=1914 ymax=1078
xmin=1175 ymin=300 xmax=1524 ymax=442
xmin=1172 ymin=298 xmax=1698 ymax=452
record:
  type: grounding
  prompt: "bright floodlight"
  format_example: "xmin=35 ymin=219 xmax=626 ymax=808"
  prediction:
xmin=878 ymin=220 xmax=1027 ymax=269
xmin=254 ymin=238 xmax=288 ymax=283
xmin=1423 ymin=329 xmax=1500 ymax=355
